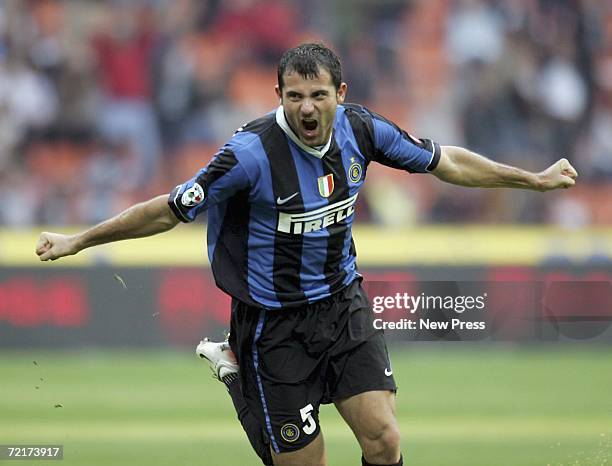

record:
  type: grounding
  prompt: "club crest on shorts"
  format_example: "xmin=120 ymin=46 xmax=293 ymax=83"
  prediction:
xmin=317 ymin=174 xmax=334 ymax=198
xmin=181 ymin=182 xmax=205 ymax=207
xmin=348 ymin=158 xmax=362 ymax=183
xmin=280 ymin=423 xmax=300 ymax=443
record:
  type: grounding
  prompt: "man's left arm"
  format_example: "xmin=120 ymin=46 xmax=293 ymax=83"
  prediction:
xmin=432 ymin=146 xmax=578 ymax=191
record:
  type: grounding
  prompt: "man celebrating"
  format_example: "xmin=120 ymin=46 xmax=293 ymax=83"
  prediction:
xmin=36 ymin=43 xmax=577 ymax=466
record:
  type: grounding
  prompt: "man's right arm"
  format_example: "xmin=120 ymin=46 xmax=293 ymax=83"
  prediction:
xmin=36 ymin=195 xmax=179 ymax=261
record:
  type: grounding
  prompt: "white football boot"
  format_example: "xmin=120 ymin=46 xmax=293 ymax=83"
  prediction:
xmin=195 ymin=338 xmax=239 ymax=380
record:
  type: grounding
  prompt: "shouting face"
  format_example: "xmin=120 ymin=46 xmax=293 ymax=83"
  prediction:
xmin=276 ymin=67 xmax=347 ymax=147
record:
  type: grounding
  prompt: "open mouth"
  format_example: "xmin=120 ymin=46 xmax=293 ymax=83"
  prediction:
xmin=302 ymin=119 xmax=318 ymax=133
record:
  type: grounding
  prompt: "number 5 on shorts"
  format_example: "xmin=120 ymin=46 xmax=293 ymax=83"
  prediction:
xmin=300 ymin=404 xmax=316 ymax=435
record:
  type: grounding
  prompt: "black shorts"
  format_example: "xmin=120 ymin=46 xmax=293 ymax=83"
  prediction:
xmin=228 ymin=279 xmax=397 ymax=454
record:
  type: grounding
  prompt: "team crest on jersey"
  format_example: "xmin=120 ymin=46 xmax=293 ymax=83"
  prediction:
xmin=349 ymin=160 xmax=362 ymax=183
xmin=280 ymin=423 xmax=300 ymax=442
xmin=317 ymin=174 xmax=334 ymax=198
xmin=181 ymin=183 xmax=205 ymax=207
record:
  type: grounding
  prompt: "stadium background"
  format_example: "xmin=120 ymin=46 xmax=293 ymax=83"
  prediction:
xmin=1 ymin=0 xmax=611 ymax=465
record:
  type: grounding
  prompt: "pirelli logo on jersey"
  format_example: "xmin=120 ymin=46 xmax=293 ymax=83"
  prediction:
xmin=277 ymin=194 xmax=358 ymax=234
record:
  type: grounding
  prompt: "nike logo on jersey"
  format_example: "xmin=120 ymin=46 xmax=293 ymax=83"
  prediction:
xmin=385 ymin=367 xmax=393 ymax=376
xmin=277 ymin=194 xmax=358 ymax=234
xmin=276 ymin=192 xmax=299 ymax=205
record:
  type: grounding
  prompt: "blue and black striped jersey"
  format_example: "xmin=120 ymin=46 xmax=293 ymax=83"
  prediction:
xmin=168 ymin=103 xmax=440 ymax=309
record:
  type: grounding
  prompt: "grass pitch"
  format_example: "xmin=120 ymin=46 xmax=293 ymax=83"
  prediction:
xmin=1 ymin=346 xmax=611 ymax=466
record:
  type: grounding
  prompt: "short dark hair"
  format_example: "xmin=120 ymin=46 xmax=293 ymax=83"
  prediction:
xmin=277 ymin=43 xmax=342 ymax=91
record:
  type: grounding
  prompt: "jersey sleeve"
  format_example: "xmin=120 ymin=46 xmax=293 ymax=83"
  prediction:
xmin=167 ymin=146 xmax=250 ymax=223
xmin=370 ymin=112 xmax=441 ymax=173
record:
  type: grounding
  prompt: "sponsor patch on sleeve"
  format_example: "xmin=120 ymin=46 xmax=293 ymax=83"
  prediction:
xmin=181 ymin=183 xmax=205 ymax=207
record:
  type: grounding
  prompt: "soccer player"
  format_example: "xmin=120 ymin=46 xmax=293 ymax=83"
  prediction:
xmin=36 ymin=43 xmax=577 ymax=466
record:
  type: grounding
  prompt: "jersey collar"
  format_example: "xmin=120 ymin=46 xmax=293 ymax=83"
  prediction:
xmin=275 ymin=106 xmax=332 ymax=159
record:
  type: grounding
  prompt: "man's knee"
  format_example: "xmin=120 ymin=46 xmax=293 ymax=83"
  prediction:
xmin=360 ymin=420 xmax=401 ymax=461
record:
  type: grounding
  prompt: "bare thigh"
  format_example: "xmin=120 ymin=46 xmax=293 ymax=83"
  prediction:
xmin=271 ymin=431 xmax=326 ymax=466
xmin=334 ymin=390 xmax=401 ymax=464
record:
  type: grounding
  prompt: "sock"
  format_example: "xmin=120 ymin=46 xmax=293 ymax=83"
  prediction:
xmin=223 ymin=374 xmax=273 ymax=466
xmin=222 ymin=372 xmax=239 ymax=388
xmin=361 ymin=454 xmax=403 ymax=466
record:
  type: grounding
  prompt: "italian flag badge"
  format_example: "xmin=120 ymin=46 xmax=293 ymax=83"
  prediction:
xmin=317 ymin=174 xmax=334 ymax=198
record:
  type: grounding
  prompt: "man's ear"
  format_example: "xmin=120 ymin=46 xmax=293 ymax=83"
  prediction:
xmin=337 ymin=82 xmax=348 ymax=103
xmin=275 ymin=85 xmax=282 ymax=104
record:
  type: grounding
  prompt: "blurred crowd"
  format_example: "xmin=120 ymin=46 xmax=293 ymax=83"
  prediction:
xmin=0 ymin=0 xmax=610 ymax=227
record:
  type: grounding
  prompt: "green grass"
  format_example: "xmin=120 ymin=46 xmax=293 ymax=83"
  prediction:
xmin=1 ymin=346 xmax=611 ymax=466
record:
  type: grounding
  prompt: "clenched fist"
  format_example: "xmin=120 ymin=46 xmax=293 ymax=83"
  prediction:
xmin=537 ymin=158 xmax=578 ymax=191
xmin=36 ymin=232 xmax=79 ymax=261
